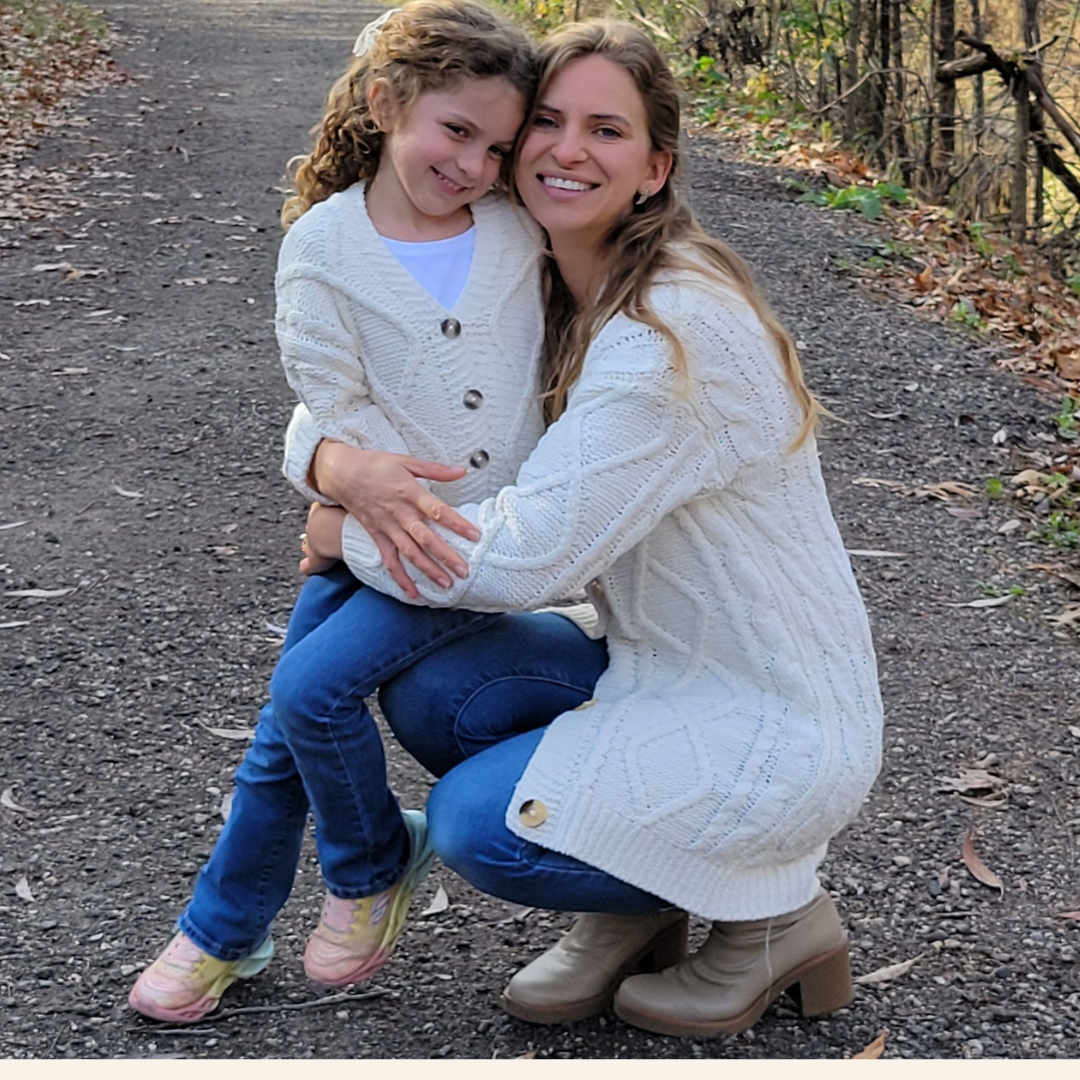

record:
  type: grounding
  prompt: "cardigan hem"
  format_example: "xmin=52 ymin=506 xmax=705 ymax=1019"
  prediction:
xmin=505 ymin=777 xmax=829 ymax=921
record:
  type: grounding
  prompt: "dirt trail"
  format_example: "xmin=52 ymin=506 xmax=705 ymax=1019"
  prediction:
xmin=1 ymin=0 xmax=1078 ymax=1059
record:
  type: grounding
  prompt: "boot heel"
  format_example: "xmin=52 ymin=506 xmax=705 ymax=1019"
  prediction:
xmin=792 ymin=941 xmax=854 ymax=1018
xmin=637 ymin=913 xmax=689 ymax=973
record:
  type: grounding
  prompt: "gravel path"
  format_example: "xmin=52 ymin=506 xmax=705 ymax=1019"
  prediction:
xmin=1 ymin=0 xmax=1078 ymax=1059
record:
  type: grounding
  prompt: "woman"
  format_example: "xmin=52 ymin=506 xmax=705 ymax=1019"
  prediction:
xmin=297 ymin=19 xmax=882 ymax=1038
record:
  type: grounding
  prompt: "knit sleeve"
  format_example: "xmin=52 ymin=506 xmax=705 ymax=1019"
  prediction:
xmin=275 ymin=218 xmax=412 ymax=501
xmin=339 ymin=296 xmax=783 ymax=610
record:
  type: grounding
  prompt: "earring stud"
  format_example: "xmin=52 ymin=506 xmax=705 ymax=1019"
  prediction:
xmin=636 ymin=189 xmax=650 ymax=205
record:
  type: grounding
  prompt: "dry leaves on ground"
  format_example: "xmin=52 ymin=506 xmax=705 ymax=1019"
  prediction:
xmin=961 ymin=829 xmax=1005 ymax=896
xmin=0 ymin=1 xmax=125 ymax=219
xmin=851 ymin=1030 xmax=888 ymax=1059
xmin=855 ymin=955 xmax=922 ymax=986
xmin=936 ymin=767 xmax=1010 ymax=809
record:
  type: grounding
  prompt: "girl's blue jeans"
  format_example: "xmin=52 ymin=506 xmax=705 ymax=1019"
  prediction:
xmin=179 ymin=564 xmax=498 ymax=960
xmin=180 ymin=567 xmax=664 ymax=962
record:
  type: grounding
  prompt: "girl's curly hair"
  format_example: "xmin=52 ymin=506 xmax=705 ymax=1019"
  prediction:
xmin=281 ymin=0 xmax=537 ymax=228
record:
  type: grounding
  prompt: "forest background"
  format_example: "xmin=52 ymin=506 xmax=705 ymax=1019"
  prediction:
xmin=2 ymin=0 xmax=1079 ymax=562
xmin=491 ymin=0 xmax=1080 ymax=560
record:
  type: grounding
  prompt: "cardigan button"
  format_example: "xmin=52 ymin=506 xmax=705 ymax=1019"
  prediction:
xmin=469 ymin=449 xmax=490 ymax=469
xmin=462 ymin=389 xmax=483 ymax=410
xmin=518 ymin=799 xmax=548 ymax=828
xmin=440 ymin=318 xmax=462 ymax=339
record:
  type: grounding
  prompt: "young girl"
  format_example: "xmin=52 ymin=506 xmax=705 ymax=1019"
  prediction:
xmin=129 ymin=0 xmax=546 ymax=1023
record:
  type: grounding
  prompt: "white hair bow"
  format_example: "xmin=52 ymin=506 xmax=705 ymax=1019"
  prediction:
xmin=353 ymin=8 xmax=400 ymax=57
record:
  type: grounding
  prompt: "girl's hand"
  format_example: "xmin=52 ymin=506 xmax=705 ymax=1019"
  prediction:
xmin=299 ymin=502 xmax=345 ymax=576
xmin=310 ymin=441 xmax=480 ymax=599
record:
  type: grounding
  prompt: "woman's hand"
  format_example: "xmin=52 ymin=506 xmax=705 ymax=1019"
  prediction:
xmin=310 ymin=441 xmax=480 ymax=599
xmin=299 ymin=502 xmax=345 ymax=576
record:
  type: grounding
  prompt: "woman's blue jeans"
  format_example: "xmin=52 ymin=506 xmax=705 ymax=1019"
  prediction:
xmin=179 ymin=565 xmax=498 ymax=960
xmin=379 ymin=614 xmax=670 ymax=914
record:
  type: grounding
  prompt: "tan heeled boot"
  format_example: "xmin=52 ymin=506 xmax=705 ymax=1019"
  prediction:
xmin=613 ymin=889 xmax=853 ymax=1038
xmin=501 ymin=909 xmax=689 ymax=1024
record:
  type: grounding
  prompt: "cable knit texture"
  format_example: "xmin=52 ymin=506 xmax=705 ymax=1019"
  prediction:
xmin=340 ymin=265 xmax=884 ymax=921
xmin=276 ymin=183 xmax=546 ymax=505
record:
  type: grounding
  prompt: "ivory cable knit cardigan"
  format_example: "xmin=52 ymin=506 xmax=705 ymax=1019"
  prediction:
xmin=276 ymin=183 xmax=546 ymax=505
xmin=337 ymin=267 xmax=884 ymax=921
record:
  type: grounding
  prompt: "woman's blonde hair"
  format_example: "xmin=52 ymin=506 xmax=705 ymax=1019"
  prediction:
xmin=531 ymin=20 xmax=820 ymax=445
xmin=281 ymin=0 xmax=537 ymax=229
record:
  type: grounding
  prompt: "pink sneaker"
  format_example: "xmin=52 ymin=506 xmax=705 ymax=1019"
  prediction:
xmin=304 ymin=809 xmax=436 ymax=986
xmin=128 ymin=931 xmax=274 ymax=1022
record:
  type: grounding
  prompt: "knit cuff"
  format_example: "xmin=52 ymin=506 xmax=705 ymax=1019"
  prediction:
xmin=282 ymin=405 xmax=335 ymax=506
xmin=340 ymin=514 xmax=384 ymax=572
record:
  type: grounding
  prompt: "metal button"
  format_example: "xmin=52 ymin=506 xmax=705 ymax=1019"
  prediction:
xmin=440 ymin=318 xmax=461 ymax=339
xmin=462 ymin=389 xmax=483 ymax=410
xmin=469 ymin=449 xmax=489 ymax=469
xmin=518 ymin=799 xmax=548 ymax=828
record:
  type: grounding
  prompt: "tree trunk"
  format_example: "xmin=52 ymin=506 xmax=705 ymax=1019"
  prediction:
xmin=1023 ymin=0 xmax=1042 ymax=238
xmin=843 ymin=0 xmax=863 ymax=139
xmin=1011 ymin=55 xmax=1031 ymax=243
xmin=934 ymin=0 xmax=957 ymax=194
xmin=969 ymin=0 xmax=984 ymax=150
xmin=891 ymin=0 xmax=911 ymax=185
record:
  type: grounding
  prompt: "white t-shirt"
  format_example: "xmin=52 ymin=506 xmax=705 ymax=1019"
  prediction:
xmin=381 ymin=227 xmax=475 ymax=310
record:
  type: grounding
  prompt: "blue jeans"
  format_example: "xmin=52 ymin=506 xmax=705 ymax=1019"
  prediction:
xmin=179 ymin=565 xmax=497 ymax=960
xmin=379 ymin=614 xmax=669 ymax=913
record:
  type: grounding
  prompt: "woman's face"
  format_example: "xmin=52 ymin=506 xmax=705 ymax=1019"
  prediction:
xmin=515 ymin=54 xmax=671 ymax=252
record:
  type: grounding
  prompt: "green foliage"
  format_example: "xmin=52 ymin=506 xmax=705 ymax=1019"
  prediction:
xmin=1055 ymin=396 xmax=1079 ymax=441
xmin=950 ymin=297 xmax=987 ymax=332
xmin=986 ymin=477 xmax=1004 ymax=499
xmin=968 ymin=223 xmax=994 ymax=260
xmin=1028 ymin=510 xmax=1080 ymax=549
xmin=1067 ymin=274 xmax=1080 ymax=296
xmin=797 ymin=181 xmax=911 ymax=221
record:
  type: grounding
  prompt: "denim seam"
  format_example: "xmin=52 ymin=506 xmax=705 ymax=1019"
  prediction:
xmin=452 ymin=675 xmax=600 ymax=760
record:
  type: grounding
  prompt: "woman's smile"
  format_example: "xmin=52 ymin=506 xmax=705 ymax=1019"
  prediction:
xmin=515 ymin=53 xmax=670 ymax=274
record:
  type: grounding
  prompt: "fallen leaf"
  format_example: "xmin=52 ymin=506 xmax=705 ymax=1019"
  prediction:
xmin=962 ymin=829 xmax=1004 ymax=895
xmin=112 ymin=484 xmax=143 ymax=499
xmin=997 ymin=519 xmax=1022 ymax=534
xmin=1047 ymin=605 xmax=1080 ymax=627
xmin=958 ymin=794 xmax=1008 ymax=809
xmin=943 ymin=595 xmax=1011 ymax=608
xmin=420 ymin=885 xmax=450 ymax=917
xmin=1057 ymin=911 xmax=1080 ymax=921
xmin=198 ymin=724 xmax=256 ymax=741
xmin=852 ymin=477 xmax=906 ymax=491
xmin=15 ymin=876 xmax=34 ymax=903
xmin=911 ymin=480 xmax=979 ymax=500
xmin=515 ymin=1050 xmax=538 ymax=1060
xmin=852 ymin=1030 xmax=888 ymax=1059
xmin=914 ymin=264 xmax=934 ymax=292
xmin=1 ymin=788 xmax=33 ymax=814
xmin=4 ymin=588 xmax=74 ymax=599
xmin=936 ymin=767 xmax=1009 ymax=796
xmin=944 ymin=506 xmax=982 ymax=519
xmin=855 ymin=955 xmax=922 ymax=986
xmin=0 ymin=621 xmax=31 ymax=630
xmin=846 ymin=549 xmax=911 ymax=558
xmin=0 ymin=520 xmax=29 ymax=531
xmin=51 ymin=367 xmax=89 ymax=376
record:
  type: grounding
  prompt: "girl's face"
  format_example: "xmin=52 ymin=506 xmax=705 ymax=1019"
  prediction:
xmin=515 ymin=55 xmax=671 ymax=252
xmin=368 ymin=76 xmax=524 ymax=238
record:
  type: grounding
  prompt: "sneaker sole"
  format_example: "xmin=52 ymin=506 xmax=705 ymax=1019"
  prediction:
xmin=305 ymin=809 xmax=436 ymax=987
xmin=128 ymin=936 xmax=274 ymax=1023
